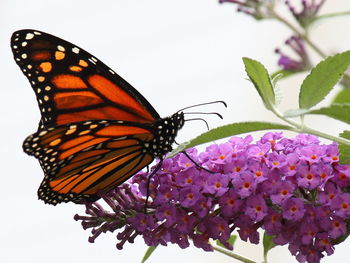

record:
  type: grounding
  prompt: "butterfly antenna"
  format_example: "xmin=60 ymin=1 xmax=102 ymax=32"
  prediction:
xmin=144 ymin=160 xmax=163 ymax=214
xmin=184 ymin=111 xmax=223 ymax=119
xmin=177 ymin=100 xmax=227 ymax=112
xmin=185 ymin=118 xmax=210 ymax=131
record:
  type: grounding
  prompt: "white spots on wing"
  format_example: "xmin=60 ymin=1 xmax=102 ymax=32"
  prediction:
xmin=39 ymin=130 xmax=48 ymax=136
xmin=72 ymin=47 xmax=80 ymax=54
xmin=109 ymin=69 xmax=115 ymax=74
xmin=88 ymin=58 xmax=96 ymax=64
xmin=57 ymin=45 xmax=65 ymax=51
xmin=25 ymin=33 xmax=34 ymax=40
xmin=21 ymin=53 xmax=27 ymax=59
xmin=21 ymin=41 xmax=27 ymax=47
xmin=33 ymin=31 xmax=41 ymax=35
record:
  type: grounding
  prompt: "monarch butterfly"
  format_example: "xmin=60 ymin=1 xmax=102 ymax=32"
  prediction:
xmin=11 ymin=29 xmax=187 ymax=205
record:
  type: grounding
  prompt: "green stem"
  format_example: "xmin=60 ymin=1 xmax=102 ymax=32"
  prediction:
xmin=315 ymin=11 xmax=350 ymax=21
xmin=263 ymin=252 xmax=268 ymax=263
xmin=269 ymin=9 xmax=327 ymax=58
xmin=213 ymin=245 xmax=258 ymax=263
xmin=271 ymin=106 xmax=350 ymax=146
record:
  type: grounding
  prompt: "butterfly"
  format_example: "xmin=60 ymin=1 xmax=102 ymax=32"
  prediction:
xmin=11 ymin=29 xmax=185 ymax=205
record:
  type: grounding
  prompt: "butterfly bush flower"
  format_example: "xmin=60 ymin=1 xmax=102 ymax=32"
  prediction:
xmin=75 ymin=133 xmax=350 ymax=263
xmin=275 ymin=36 xmax=311 ymax=72
xmin=285 ymin=0 xmax=326 ymax=28
xmin=218 ymin=0 xmax=274 ymax=20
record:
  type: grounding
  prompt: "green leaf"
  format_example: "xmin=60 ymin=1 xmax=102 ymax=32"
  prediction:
xmin=339 ymin=131 xmax=350 ymax=164
xmin=309 ymin=103 xmax=350 ymax=124
xmin=243 ymin=57 xmax=275 ymax=110
xmin=263 ymin=232 xmax=277 ymax=259
xmin=270 ymin=69 xmax=297 ymax=80
xmin=299 ymin=50 xmax=350 ymax=109
xmin=283 ymin=108 xmax=310 ymax=118
xmin=169 ymin=121 xmax=294 ymax=157
xmin=271 ymin=75 xmax=283 ymax=107
xmin=333 ymin=89 xmax=350 ymax=104
xmin=216 ymin=235 xmax=237 ymax=249
xmin=141 ymin=246 xmax=157 ymax=263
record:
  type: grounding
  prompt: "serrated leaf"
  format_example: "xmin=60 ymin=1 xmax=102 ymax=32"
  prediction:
xmin=339 ymin=131 xmax=350 ymax=164
xmin=243 ymin=57 xmax=275 ymax=110
xmin=169 ymin=122 xmax=294 ymax=157
xmin=263 ymin=232 xmax=277 ymax=258
xmin=216 ymin=235 xmax=237 ymax=249
xmin=299 ymin=50 xmax=350 ymax=109
xmin=270 ymin=69 xmax=297 ymax=80
xmin=141 ymin=246 xmax=157 ymax=263
xmin=309 ymin=103 xmax=350 ymax=124
xmin=284 ymin=108 xmax=311 ymax=117
xmin=333 ymin=89 xmax=350 ymax=104
xmin=272 ymin=75 xmax=283 ymax=107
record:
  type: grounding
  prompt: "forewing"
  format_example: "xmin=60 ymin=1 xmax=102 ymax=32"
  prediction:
xmin=23 ymin=120 xmax=155 ymax=205
xmin=11 ymin=29 xmax=160 ymax=129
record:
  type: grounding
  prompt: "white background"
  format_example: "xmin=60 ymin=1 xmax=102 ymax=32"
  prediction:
xmin=1 ymin=0 xmax=350 ymax=262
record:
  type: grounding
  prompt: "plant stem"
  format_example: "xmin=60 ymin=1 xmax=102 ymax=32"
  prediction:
xmin=269 ymin=9 xmax=327 ymax=58
xmin=271 ymin=106 xmax=350 ymax=146
xmin=213 ymin=245 xmax=258 ymax=263
xmin=315 ymin=11 xmax=350 ymax=21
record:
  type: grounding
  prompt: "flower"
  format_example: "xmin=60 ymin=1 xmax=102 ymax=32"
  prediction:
xmin=275 ymin=36 xmax=311 ymax=72
xmin=218 ymin=0 xmax=274 ymax=20
xmin=75 ymin=132 xmax=350 ymax=263
xmin=285 ymin=0 xmax=326 ymax=28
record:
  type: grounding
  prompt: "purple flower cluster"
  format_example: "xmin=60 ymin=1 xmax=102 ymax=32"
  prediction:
xmin=285 ymin=0 xmax=326 ymax=28
xmin=219 ymin=0 xmax=270 ymax=20
xmin=275 ymin=36 xmax=311 ymax=72
xmin=74 ymin=132 xmax=350 ymax=263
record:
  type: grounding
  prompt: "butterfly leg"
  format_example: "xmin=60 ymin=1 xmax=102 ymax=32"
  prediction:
xmin=181 ymin=151 xmax=214 ymax=174
xmin=144 ymin=160 xmax=163 ymax=213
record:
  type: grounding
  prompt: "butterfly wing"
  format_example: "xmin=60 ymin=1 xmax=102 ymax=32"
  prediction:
xmin=23 ymin=120 xmax=155 ymax=204
xmin=11 ymin=29 xmax=160 ymax=129
xmin=11 ymin=29 xmax=165 ymax=204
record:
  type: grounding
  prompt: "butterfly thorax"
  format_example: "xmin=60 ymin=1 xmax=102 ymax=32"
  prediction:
xmin=147 ymin=112 xmax=185 ymax=157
